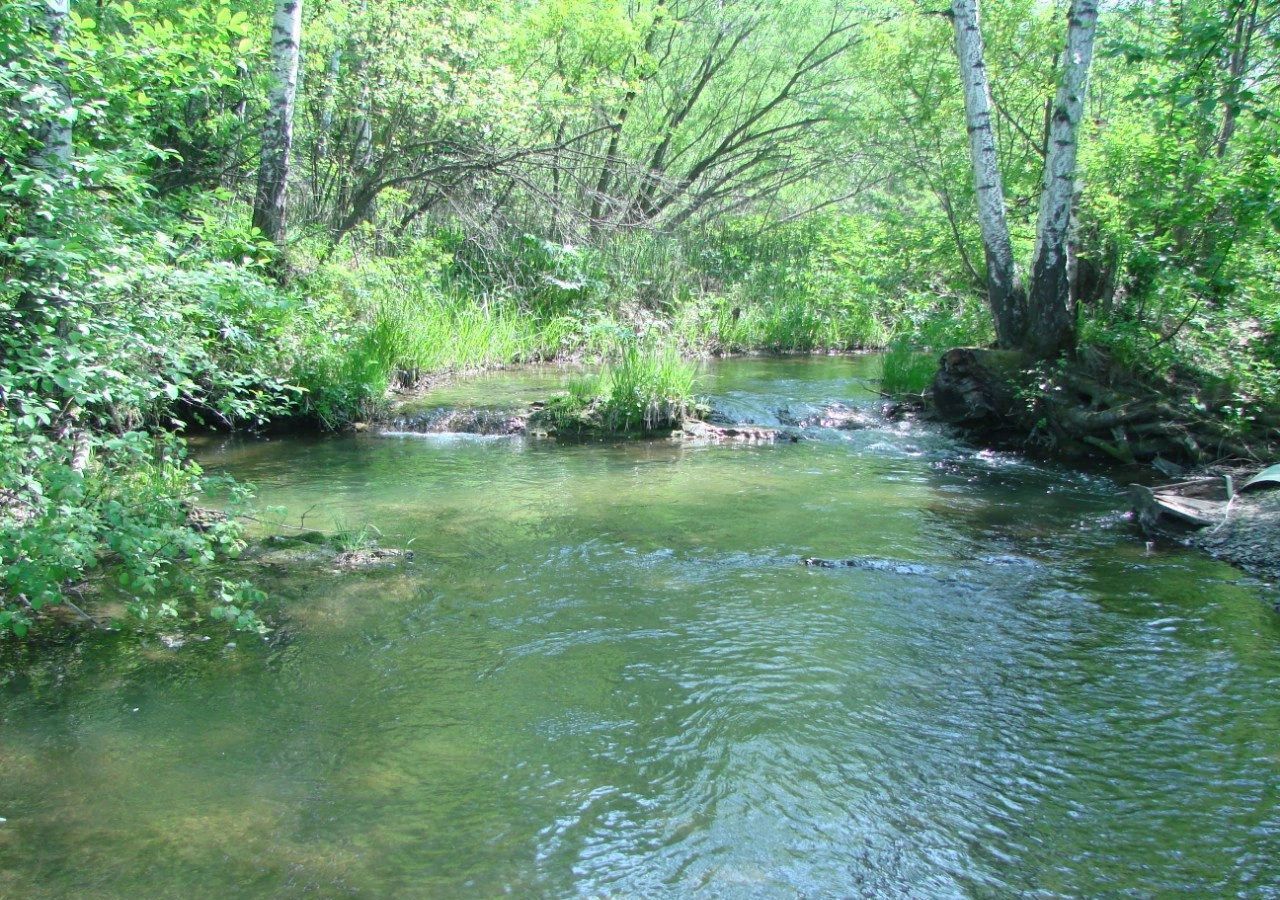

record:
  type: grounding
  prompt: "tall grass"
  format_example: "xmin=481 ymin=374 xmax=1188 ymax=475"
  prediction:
xmin=289 ymin=285 xmax=569 ymax=428
xmin=876 ymin=300 xmax=993 ymax=397
xmin=601 ymin=338 xmax=699 ymax=430
xmin=670 ymin=294 xmax=889 ymax=354
xmin=878 ymin=340 xmax=939 ymax=397
xmin=362 ymin=290 xmax=552 ymax=383
xmin=557 ymin=337 xmax=700 ymax=432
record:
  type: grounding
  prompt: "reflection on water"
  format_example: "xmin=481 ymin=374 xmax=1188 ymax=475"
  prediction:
xmin=2 ymin=356 xmax=1279 ymax=897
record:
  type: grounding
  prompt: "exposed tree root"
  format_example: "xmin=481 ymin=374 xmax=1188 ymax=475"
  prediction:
xmin=930 ymin=346 xmax=1278 ymax=466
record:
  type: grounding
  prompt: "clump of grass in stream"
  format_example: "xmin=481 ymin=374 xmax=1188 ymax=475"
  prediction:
xmin=546 ymin=336 xmax=700 ymax=433
xmin=879 ymin=339 xmax=939 ymax=397
xmin=331 ymin=519 xmax=381 ymax=553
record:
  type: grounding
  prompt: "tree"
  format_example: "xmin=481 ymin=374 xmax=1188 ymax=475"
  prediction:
xmin=950 ymin=0 xmax=1099 ymax=357
xmin=1026 ymin=0 xmax=1099 ymax=357
xmin=950 ymin=0 xmax=1024 ymax=349
xmin=29 ymin=0 xmax=72 ymax=174
xmin=252 ymin=0 xmax=303 ymax=254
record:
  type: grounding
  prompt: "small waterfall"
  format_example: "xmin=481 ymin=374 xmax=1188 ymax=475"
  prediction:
xmin=385 ymin=406 xmax=531 ymax=436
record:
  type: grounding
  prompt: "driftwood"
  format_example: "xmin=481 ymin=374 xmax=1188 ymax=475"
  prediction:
xmin=1131 ymin=478 xmax=1233 ymax=529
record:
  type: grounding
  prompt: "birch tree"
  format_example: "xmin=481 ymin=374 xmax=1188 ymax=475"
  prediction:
xmin=950 ymin=0 xmax=1099 ymax=356
xmin=950 ymin=0 xmax=1025 ymax=349
xmin=1027 ymin=0 xmax=1099 ymax=357
xmin=252 ymin=0 xmax=303 ymax=252
xmin=30 ymin=0 xmax=72 ymax=173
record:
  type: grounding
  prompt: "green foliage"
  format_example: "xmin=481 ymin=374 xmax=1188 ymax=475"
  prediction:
xmin=207 ymin=579 xmax=269 ymax=633
xmin=879 ymin=342 xmax=939 ymax=397
xmin=547 ymin=334 xmax=700 ymax=433
xmin=879 ymin=299 xmax=992 ymax=397
xmin=332 ymin=520 xmax=380 ymax=553
xmin=0 ymin=422 xmax=253 ymax=637
xmin=0 ymin=0 xmax=286 ymax=636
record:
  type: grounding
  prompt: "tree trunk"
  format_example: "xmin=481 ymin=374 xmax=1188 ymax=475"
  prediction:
xmin=950 ymin=0 xmax=1026 ymax=348
xmin=31 ymin=0 xmax=73 ymax=173
xmin=1217 ymin=0 xmax=1259 ymax=159
xmin=315 ymin=46 xmax=342 ymax=162
xmin=252 ymin=0 xmax=303 ymax=252
xmin=1026 ymin=0 xmax=1098 ymax=358
xmin=10 ymin=0 xmax=74 ymax=326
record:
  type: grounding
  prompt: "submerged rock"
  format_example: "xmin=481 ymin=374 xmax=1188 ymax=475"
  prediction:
xmin=803 ymin=556 xmax=934 ymax=577
xmin=389 ymin=407 xmax=529 ymax=436
xmin=776 ymin=403 xmax=873 ymax=430
xmin=255 ymin=545 xmax=339 ymax=567
xmin=677 ymin=420 xmax=799 ymax=444
xmin=334 ymin=548 xmax=414 ymax=569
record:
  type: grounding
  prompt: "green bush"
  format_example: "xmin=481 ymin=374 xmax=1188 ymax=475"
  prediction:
xmin=0 ymin=418 xmax=252 ymax=636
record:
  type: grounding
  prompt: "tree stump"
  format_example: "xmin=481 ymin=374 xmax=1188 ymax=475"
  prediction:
xmin=930 ymin=348 xmax=1027 ymax=426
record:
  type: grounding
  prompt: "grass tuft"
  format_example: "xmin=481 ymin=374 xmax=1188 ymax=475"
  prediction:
xmin=547 ymin=335 xmax=700 ymax=433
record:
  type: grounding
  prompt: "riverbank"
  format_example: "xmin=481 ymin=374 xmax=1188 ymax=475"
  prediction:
xmin=1166 ymin=487 xmax=1280 ymax=587
xmin=922 ymin=346 xmax=1280 ymax=587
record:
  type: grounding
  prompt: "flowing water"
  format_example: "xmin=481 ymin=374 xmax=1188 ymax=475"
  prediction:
xmin=2 ymin=357 xmax=1279 ymax=898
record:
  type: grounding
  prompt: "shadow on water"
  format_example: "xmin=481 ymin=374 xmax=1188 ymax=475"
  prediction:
xmin=2 ymin=356 xmax=1279 ymax=897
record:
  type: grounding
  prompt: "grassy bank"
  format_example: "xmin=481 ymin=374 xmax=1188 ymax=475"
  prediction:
xmin=276 ymin=225 xmax=988 ymax=428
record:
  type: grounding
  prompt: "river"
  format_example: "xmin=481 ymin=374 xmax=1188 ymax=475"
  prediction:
xmin=2 ymin=356 xmax=1278 ymax=897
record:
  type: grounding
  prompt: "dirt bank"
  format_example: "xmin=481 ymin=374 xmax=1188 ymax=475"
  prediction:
xmin=1179 ymin=489 xmax=1280 ymax=586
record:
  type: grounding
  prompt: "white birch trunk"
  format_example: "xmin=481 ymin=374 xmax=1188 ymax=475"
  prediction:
xmin=32 ymin=0 xmax=73 ymax=173
xmin=253 ymin=0 xmax=303 ymax=249
xmin=951 ymin=0 xmax=1025 ymax=348
xmin=1027 ymin=0 xmax=1098 ymax=357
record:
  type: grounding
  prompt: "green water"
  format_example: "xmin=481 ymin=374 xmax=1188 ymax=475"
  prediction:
xmin=3 ymin=357 xmax=1279 ymax=897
